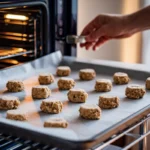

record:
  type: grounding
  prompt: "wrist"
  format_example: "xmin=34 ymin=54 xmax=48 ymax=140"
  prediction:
xmin=122 ymin=14 xmax=140 ymax=34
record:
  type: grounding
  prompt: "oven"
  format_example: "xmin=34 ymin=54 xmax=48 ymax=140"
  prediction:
xmin=0 ymin=0 xmax=149 ymax=150
xmin=0 ymin=0 xmax=77 ymax=70
xmin=0 ymin=0 xmax=51 ymax=69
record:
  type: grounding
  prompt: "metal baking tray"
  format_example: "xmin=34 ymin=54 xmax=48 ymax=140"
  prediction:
xmin=0 ymin=51 xmax=149 ymax=149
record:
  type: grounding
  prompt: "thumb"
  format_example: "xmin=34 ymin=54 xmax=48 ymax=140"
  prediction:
xmin=86 ymin=27 xmax=106 ymax=42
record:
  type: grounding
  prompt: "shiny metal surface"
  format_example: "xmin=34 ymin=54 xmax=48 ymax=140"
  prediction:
xmin=95 ymin=116 xmax=150 ymax=150
xmin=0 ymin=133 xmax=57 ymax=150
xmin=0 ymin=51 xmax=149 ymax=149
xmin=66 ymin=35 xmax=86 ymax=44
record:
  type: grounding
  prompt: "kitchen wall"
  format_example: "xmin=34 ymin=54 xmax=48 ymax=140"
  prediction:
xmin=77 ymin=0 xmax=141 ymax=63
xmin=142 ymin=0 xmax=150 ymax=64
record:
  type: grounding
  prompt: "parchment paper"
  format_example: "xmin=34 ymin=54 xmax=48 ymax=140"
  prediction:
xmin=0 ymin=51 xmax=149 ymax=142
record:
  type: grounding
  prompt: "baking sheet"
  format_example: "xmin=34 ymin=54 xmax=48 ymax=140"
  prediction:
xmin=0 ymin=51 xmax=150 ymax=147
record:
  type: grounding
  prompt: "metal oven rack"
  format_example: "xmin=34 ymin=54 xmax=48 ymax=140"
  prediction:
xmin=0 ymin=133 xmax=122 ymax=150
xmin=0 ymin=133 xmax=59 ymax=150
xmin=0 ymin=114 xmax=149 ymax=150
xmin=94 ymin=115 xmax=150 ymax=150
xmin=0 ymin=50 xmax=33 ymax=60
xmin=0 ymin=49 xmax=34 ymax=68
xmin=0 ymin=6 xmax=45 ymax=62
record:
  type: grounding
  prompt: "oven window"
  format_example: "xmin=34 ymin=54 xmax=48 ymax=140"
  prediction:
xmin=0 ymin=6 xmax=44 ymax=69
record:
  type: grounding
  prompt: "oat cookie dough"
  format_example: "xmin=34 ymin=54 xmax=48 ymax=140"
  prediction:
xmin=0 ymin=96 xmax=20 ymax=110
xmin=56 ymin=66 xmax=71 ymax=76
xmin=6 ymin=110 xmax=27 ymax=121
xmin=99 ymin=95 xmax=119 ymax=109
xmin=79 ymin=104 xmax=101 ymax=120
xmin=95 ymin=79 xmax=112 ymax=92
xmin=125 ymin=85 xmax=146 ymax=99
xmin=44 ymin=118 xmax=68 ymax=128
xmin=79 ymin=69 xmax=96 ymax=80
xmin=113 ymin=72 xmax=130 ymax=84
xmin=57 ymin=77 xmax=75 ymax=90
xmin=38 ymin=73 xmax=54 ymax=85
xmin=67 ymin=89 xmax=88 ymax=103
xmin=32 ymin=86 xmax=51 ymax=99
xmin=146 ymin=77 xmax=150 ymax=90
xmin=6 ymin=80 xmax=24 ymax=92
xmin=40 ymin=99 xmax=63 ymax=114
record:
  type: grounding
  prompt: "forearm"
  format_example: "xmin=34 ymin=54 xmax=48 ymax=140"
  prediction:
xmin=125 ymin=6 xmax=150 ymax=33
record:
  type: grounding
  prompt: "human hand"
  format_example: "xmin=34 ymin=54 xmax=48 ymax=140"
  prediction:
xmin=80 ymin=14 xmax=135 ymax=50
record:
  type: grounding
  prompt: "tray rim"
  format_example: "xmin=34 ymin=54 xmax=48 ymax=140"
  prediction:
xmin=0 ymin=106 xmax=149 ymax=149
xmin=62 ymin=56 xmax=150 ymax=74
xmin=0 ymin=51 xmax=150 ymax=149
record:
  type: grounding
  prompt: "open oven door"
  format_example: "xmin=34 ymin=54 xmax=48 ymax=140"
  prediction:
xmin=0 ymin=0 xmax=51 ymax=69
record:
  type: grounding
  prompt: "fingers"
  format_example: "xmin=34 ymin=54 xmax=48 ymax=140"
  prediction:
xmin=85 ymin=42 xmax=94 ymax=50
xmin=80 ymin=16 xmax=100 ymax=36
xmin=80 ymin=42 xmax=94 ymax=50
xmin=93 ymin=36 xmax=110 ymax=50
xmin=86 ymin=26 xmax=106 ymax=42
xmin=80 ymin=36 xmax=110 ymax=50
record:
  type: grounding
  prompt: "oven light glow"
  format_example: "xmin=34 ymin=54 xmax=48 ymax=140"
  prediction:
xmin=5 ymin=14 xmax=28 ymax=21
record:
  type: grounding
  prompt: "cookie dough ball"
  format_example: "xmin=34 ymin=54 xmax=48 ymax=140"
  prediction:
xmin=40 ymin=99 xmax=63 ymax=114
xmin=99 ymin=95 xmax=119 ymax=109
xmin=6 ymin=110 xmax=27 ymax=121
xmin=0 ymin=96 xmax=20 ymax=110
xmin=38 ymin=73 xmax=54 ymax=85
xmin=79 ymin=69 xmax=96 ymax=80
xmin=56 ymin=66 xmax=71 ymax=76
xmin=6 ymin=80 xmax=24 ymax=92
xmin=44 ymin=118 xmax=68 ymax=128
xmin=95 ymin=79 xmax=112 ymax=92
xmin=113 ymin=72 xmax=130 ymax=84
xmin=125 ymin=85 xmax=146 ymax=99
xmin=32 ymin=86 xmax=51 ymax=99
xmin=67 ymin=89 xmax=88 ymax=103
xmin=79 ymin=104 xmax=101 ymax=120
xmin=57 ymin=77 xmax=75 ymax=90
xmin=146 ymin=77 xmax=150 ymax=90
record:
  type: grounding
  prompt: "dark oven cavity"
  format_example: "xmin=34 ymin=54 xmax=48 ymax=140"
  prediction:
xmin=0 ymin=0 xmax=49 ymax=69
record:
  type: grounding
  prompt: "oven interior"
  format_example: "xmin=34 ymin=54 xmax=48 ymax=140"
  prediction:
xmin=0 ymin=5 xmax=47 ymax=69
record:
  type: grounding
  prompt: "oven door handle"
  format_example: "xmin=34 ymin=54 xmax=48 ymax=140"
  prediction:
xmin=56 ymin=35 xmax=86 ymax=44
